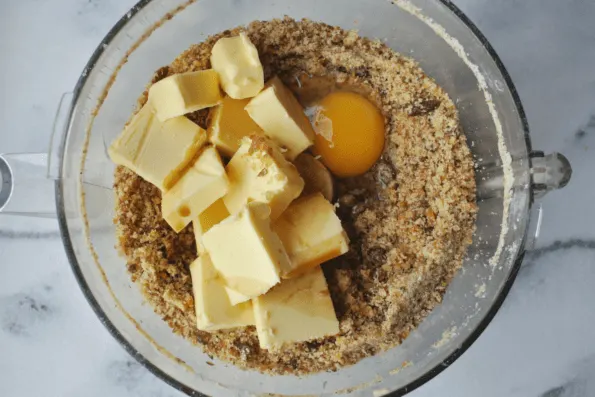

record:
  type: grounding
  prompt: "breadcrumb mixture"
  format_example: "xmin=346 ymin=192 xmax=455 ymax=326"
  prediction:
xmin=114 ymin=18 xmax=477 ymax=375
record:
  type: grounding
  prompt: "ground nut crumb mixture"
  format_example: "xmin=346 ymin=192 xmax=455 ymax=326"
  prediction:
xmin=113 ymin=18 xmax=477 ymax=375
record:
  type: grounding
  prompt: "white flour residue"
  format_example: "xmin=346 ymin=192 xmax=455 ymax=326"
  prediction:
xmin=334 ymin=375 xmax=383 ymax=395
xmin=474 ymin=283 xmax=487 ymax=298
xmin=373 ymin=388 xmax=390 ymax=397
xmin=394 ymin=0 xmax=514 ymax=268
xmin=389 ymin=361 xmax=412 ymax=375
xmin=432 ymin=326 xmax=458 ymax=348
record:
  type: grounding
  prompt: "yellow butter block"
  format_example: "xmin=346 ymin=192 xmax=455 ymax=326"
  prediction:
xmin=253 ymin=267 xmax=339 ymax=350
xmin=190 ymin=254 xmax=254 ymax=331
xmin=210 ymin=33 xmax=264 ymax=99
xmin=162 ymin=147 xmax=229 ymax=233
xmin=245 ymin=76 xmax=315 ymax=160
xmin=108 ymin=103 xmax=206 ymax=191
xmin=191 ymin=197 xmax=252 ymax=305
xmin=192 ymin=198 xmax=230 ymax=254
xmin=148 ymin=69 xmax=223 ymax=121
xmin=224 ymin=136 xmax=304 ymax=220
xmin=274 ymin=193 xmax=349 ymax=278
xmin=202 ymin=203 xmax=290 ymax=298
xmin=208 ymin=96 xmax=264 ymax=157
xmin=224 ymin=285 xmax=252 ymax=306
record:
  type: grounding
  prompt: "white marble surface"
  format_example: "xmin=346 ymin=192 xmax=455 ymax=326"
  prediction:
xmin=1 ymin=0 xmax=594 ymax=396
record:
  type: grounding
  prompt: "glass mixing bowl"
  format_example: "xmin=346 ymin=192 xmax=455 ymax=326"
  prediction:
xmin=0 ymin=0 xmax=572 ymax=395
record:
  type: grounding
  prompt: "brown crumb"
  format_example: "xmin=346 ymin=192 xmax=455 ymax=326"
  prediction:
xmin=113 ymin=18 xmax=476 ymax=375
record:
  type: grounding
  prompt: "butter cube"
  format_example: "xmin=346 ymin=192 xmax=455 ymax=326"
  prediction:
xmin=190 ymin=254 xmax=254 ymax=331
xmin=202 ymin=203 xmax=291 ymax=298
xmin=274 ymin=193 xmax=349 ymax=278
xmin=192 ymin=198 xmax=230 ymax=254
xmin=253 ymin=267 xmax=339 ymax=350
xmin=224 ymin=136 xmax=304 ymax=220
xmin=162 ymin=147 xmax=229 ymax=233
xmin=148 ymin=70 xmax=223 ymax=121
xmin=208 ymin=96 xmax=264 ymax=157
xmin=225 ymin=286 xmax=252 ymax=306
xmin=245 ymin=77 xmax=315 ymax=160
xmin=191 ymin=197 xmax=252 ymax=305
xmin=210 ymin=33 xmax=264 ymax=99
xmin=108 ymin=103 xmax=206 ymax=191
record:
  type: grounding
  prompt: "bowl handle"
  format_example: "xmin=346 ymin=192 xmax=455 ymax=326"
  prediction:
xmin=0 ymin=92 xmax=73 ymax=218
xmin=523 ymin=151 xmax=572 ymax=249
xmin=530 ymin=151 xmax=572 ymax=199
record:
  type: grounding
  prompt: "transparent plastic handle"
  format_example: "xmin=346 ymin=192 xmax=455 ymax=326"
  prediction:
xmin=530 ymin=151 xmax=573 ymax=199
xmin=0 ymin=92 xmax=73 ymax=218
xmin=519 ymin=151 xmax=572 ymax=252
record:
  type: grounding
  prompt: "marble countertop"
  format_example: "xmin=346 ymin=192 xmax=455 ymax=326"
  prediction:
xmin=1 ymin=0 xmax=594 ymax=396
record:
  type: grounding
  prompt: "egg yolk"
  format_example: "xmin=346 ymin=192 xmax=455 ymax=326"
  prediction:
xmin=313 ymin=91 xmax=385 ymax=178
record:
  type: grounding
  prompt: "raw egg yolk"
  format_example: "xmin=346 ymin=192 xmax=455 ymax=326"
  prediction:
xmin=313 ymin=91 xmax=385 ymax=178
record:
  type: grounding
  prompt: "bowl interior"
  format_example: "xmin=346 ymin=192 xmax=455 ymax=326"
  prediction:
xmin=59 ymin=0 xmax=531 ymax=395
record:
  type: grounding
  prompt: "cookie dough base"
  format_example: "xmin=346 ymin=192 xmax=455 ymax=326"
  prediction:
xmin=114 ymin=17 xmax=477 ymax=375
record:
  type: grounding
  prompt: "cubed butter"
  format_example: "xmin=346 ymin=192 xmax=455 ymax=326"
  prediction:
xmin=245 ymin=76 xmax=315 ymax=160
xmin=208 ymin=96 xmax=264 ymax=157
xmin=210 ymin=33 xmax=264 ymax=99
xmin=192 ymin=198 xmax=230 ymax=254
xmin=190 ymin=254 xmax=254 ymax=331
xmin=224 ymin=136 xmax=304 ymax=220
xmin=108 ymin=103 xmax=206 ymax=191
xmin=192 ymin=196 xmax=253 ymax=305
xmin=202 ymin=203 xmax=291 ymax=298
xmin=274 ymin=193 xmax=349 ymax=278
xmin=162 ymin=147 xmax=229 ymax=233
xmin=148 ymin=69 xmax=223 ymax=121
xmin=253 ymin=267 xmax=339 ymax=350
xmin=224 ymin=286 xmax=252 ymax=306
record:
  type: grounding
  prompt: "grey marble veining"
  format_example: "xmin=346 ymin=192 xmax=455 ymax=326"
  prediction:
xmin=1 ymin=0 xmax=594 ymax=396
xmin=526 ymin=239 xmax=595 ymax=264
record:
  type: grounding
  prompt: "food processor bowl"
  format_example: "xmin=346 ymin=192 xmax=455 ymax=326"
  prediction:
xmin=0 ymin=0 xmax=572 ymax=395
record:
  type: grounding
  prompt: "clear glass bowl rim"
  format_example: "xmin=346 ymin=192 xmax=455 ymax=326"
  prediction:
xmin=55 ymin=1 xmax=533 ymax=395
